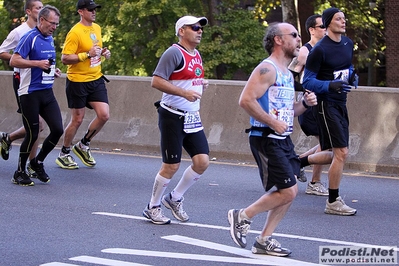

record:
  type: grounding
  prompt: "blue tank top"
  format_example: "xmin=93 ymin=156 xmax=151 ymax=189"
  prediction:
xmin=250 ymin=59 xmax=295 ymax=139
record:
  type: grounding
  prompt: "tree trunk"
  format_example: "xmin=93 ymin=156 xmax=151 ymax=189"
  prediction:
xmin=281 ymin=0 xmax=299 ymax=29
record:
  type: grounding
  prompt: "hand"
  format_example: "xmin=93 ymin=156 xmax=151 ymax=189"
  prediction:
xmin=329 ymin=80 xmax=350 ymax=93
xmin=54 ymin=68 xmax=61 ymax=78
xmin=349 ymin=71 xmax=358 ymax=89
xmin=184 ymin=90 xmax=202 ymax=102
xmin=303 ymin=90 xmax=317 ymax=106
xmin=101 ymin=47 xmax=111 ymax=59
xmin=202 ymin=79 xmax=209 ymax=91
xmin=271 ymin=119 xmax=288 ymax=135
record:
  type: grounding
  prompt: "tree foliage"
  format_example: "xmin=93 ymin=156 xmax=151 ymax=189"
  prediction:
xmin=0 ymin=0 xmax=384 ymax=82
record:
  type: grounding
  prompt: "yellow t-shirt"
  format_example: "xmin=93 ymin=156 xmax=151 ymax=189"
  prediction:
xmin=62 ymin=22 xmax=103 ymax=82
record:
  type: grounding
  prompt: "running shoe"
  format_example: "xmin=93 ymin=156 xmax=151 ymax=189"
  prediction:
xmin=143 ymin=204 xmax=171 ymax=225
xmin=297 ymin=167 xmax=307 ymax=182
xmin=29 ymin=160 xmax=50 ymax=183
xmin=305 ymin=182 xmax=329 ymax=196
xmin=228 ymin=209 xmax=251 ymax=248
xmin=56 ymin=154 xmax=79 ymax=169
xmin=325 ymin=196 xmax=357 ymax=216
xmin=251 ymin=236 xmax=292 ymax=257
xmin=72 ymin=142 xmax=96 ymax=167
xmin=161 ymin=193 xmax=189 ymax=222
xmin=12 ymin=171 xmax=34 ymax=186
xmin=27 ymin=162 xmax=38 ymax=178
xmin=0 ymin=132 xmax=12 ymax=160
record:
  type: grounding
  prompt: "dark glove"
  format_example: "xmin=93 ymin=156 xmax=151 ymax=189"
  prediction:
xmin=294 ymin=80 xmax=304 ymax=92
xmin=349 ymin=70 xmax=359 ymax=89
xmin=329 ymin=80 xmax=351 ymax=93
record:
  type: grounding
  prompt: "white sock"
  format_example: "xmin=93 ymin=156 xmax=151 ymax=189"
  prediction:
xmin=149 ymin=173 xmax=170 ymax=208
xmin=171 ymin=166 xmax=201 ymax=201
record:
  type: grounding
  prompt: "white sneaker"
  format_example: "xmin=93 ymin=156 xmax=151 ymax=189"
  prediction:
xmin=306 ymin=182 xmax=328 ymax=196
xmin=143 ymin=205 xmax=171 ymax=225
xmin=325 ymin=196 xmax=357 ymax=216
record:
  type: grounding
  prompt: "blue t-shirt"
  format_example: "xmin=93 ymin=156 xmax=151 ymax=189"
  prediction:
xmin=14 ymin=26 xmax=56 ymax=96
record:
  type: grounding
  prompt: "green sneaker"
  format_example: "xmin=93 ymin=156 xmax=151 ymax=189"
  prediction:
xmin=72 ymin=142 xmax=96 ymax=167
xmin=0 ymin=132 xmax=12 ymax=160
xmin=56 ymin=154 xmax=79 ymax=169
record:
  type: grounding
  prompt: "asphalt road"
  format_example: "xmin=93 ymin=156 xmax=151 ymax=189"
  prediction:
xmin=0 ymin=146 xmax=398 ymax=266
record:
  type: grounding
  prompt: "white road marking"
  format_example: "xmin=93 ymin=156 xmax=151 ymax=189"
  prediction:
xmin=40 ymin=263 xmax=80 ymax=266
xmin=69 ymin=255 xmax=151 ymax=266
xmin=93 ymin=212 xmax=399 ymax=252
xmin=102 ymin=247 xmax=311 ymax=265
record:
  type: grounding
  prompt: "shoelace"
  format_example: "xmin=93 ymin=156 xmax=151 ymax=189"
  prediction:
xmin=266 ymin=238 xmax=282 ymax=250
xmin=237 ymin=220 xmax=251 ymax=235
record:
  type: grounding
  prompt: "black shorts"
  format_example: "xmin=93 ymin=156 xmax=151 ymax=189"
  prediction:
xmin=158 ymin=106 xmax=209 ymax=164
xmin=298 ymin=106 xmax=318 ymax=136
xmin=66 ymin=77 xmax=108 ymax=109
xmin=249 ymin=136 xmax=299 ymax=192
xmin=315 ymin=100 xmax=349 ymax=150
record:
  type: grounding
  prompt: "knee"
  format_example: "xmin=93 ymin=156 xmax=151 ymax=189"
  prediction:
xmin=282 ymin=185 xmax=298 ymax=203
xmin=52 ymin=127 xmax=64 ymax=139
xmin=160 ymin=163 xmax=180 ymax=178
xmin=192 ymin=155 xmax=209 ymax=174
xmin=98 ymin=111 xmax=109 ymax=123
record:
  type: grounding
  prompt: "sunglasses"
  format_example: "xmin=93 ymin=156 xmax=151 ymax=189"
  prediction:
xmin=278 ymin=32 xmax=301 ymax=38
xmin=188 ymin=25 xmax=204 ymax=32
xmin=86 ymin=8 xmax=96 ymax=12
xmin=314 ymin=25 xmax=326 ymax=29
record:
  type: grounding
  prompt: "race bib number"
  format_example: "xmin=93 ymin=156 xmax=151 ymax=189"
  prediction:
xmin=278 ymin=109 xmax=294 ymax=134
xmin=183 ymin=111 xmax=203 ymax=133
xmin=42 ymin=65 xmax=55 ymax=85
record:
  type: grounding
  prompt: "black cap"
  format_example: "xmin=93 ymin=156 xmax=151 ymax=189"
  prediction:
xmin=76 ymin=0 xmax=101 ymax=11
xmin=322 ymin=7 xmax=341 ymax=28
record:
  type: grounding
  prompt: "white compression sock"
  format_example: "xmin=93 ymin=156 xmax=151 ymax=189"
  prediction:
xmin=171 ymin=166 xmax=201 ymax=201
xmin=149 ymin=173 xmax=170 ymax=208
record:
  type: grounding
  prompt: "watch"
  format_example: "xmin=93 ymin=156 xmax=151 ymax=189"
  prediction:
xmin=87 ymin=52 xmax=91 ymax=59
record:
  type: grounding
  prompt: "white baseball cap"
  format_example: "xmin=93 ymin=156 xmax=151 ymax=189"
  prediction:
xmin=175 ymin=16 xmax=208 ymax=36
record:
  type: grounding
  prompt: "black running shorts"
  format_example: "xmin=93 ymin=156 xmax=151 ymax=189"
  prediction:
xmin=249 ymin=135 xmax=299 ymax=192
xmin=158 ymin=106 xmax=209 ymax=164
xmin=65 ymin=77 xmax=108 ymax=109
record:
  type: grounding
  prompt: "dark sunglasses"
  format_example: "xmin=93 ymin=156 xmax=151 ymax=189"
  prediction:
xmin=189 ymin=25 xmax=204 ymax=32
xmin=86 ymin=8 xmax=96 ymax=12
xmin=278 ymin=32 xmax=301 ymax=38
xmin=314 ymin=25 xmax=326 ymax=29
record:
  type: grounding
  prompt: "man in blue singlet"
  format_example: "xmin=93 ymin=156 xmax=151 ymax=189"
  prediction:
xmin=303 ymin=7 xmax=358 ymax=216
xmin=227 ymin=22 xmax=331 ymax=257
xmin=9 ymin=5 xmax=63 ymax=186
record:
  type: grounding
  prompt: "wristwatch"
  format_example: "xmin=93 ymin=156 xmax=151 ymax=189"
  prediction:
xmin=87 ymin=52 xmax=91 ymax=59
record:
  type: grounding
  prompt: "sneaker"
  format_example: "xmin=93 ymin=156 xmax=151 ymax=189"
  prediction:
xmin=27 ymin=162 xmax=38 ymax=178
xmin=325 ymin=196 xmax=357 ymax=216
xmin=305 ymin=182 xmax=329 ymax=196
xmin=251 ymin=236 xmax=292 ymax=257
xmin=161 ymin=193 xmax=189 ymax=222
xmin=297 ymin=167 xmax=307 ymax=182
xmin=0 ymin=132 xmax=12 ymax=160
xmin=142 ymin=204 xmax=171 ymax=225
xmin=12 ymin=171 xmax=34 ymax=186
xmin=73 ymin=142 xmax=96 ymax=167
xmin=228 ymin=209 xmax=251 ymax=248
xmin=29 ymin=160 xmax=50 ymax=183
xmin=56 ymin=154 xmax=79 ymax=169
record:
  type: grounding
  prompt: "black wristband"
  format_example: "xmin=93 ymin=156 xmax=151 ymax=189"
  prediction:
xmin=302 ymin=99 xmax=309 ymax=109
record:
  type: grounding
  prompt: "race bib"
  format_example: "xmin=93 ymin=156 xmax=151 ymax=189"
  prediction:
xmin=183 ymin=111 xmax=203 ymax=133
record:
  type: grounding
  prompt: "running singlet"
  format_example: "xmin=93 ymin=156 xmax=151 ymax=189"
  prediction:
xmin=62 ymin=22 xmax=103 ymax=82
xmin=250 ymin=59 xmax=295 ymax=139
xmin=160 ymin=44 xmax=204 ymax=112
xmin=14 ymin=27 xmax=56 ymax=96
xmin=0 ymin=22 xmax=33 ymax=73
